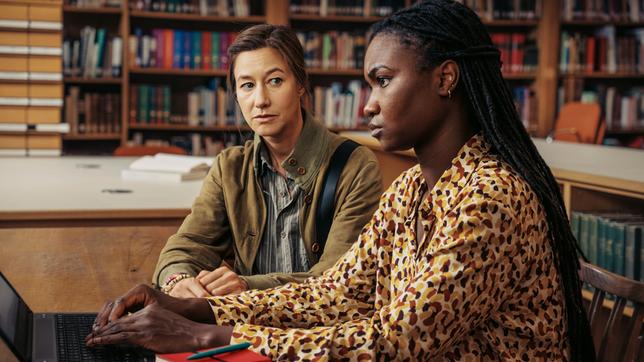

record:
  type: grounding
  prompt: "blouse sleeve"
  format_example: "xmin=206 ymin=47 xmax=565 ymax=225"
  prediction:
xmin=206 ymin=195 xmax=386 ymax=328
xmin=209 ymin=184 xmax=537 ymax=360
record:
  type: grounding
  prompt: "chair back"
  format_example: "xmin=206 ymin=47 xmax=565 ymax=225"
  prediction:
xmin=554 ymin=103 xmax=602 ymax=143
xmin=579 ymin=261 xmax=644 ymax=362
xmin=113 ymin=145 xmax=187 ymax=156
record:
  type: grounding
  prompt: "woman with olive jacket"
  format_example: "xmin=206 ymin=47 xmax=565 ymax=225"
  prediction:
xmin=152 ymin=24 xmax=382 ymax=297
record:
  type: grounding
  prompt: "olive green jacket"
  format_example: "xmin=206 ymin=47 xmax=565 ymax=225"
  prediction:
xmin=152 ymin=113 xmax=382 ymax=290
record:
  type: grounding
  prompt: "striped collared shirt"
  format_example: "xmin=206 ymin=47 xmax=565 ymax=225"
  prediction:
xmin=253 ymin=143 xmax=310 ymax=274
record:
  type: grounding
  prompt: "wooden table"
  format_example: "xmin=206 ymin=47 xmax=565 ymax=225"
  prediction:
xmin=0 ymin=157 xmax=205 ymax=313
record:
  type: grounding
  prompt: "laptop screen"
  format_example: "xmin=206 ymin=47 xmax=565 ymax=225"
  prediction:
xmin=0 ymin=273 xmax=31 ymax=362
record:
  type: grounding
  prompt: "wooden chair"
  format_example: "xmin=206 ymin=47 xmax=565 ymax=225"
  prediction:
xmin=579 ymin=261 xmax=644 ymax=362
xmin=113 ymin=145 xmax=187 ymax=156
xmin=549 ymin=102 xmax=603 ymax=144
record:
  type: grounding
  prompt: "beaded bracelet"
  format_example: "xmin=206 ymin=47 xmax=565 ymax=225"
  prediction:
xmin=160 ymin=273 xmax=192 ymax=294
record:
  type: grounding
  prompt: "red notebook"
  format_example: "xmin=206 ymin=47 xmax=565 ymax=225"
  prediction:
xmin=157 ymin=348 xmax=270 ymax=362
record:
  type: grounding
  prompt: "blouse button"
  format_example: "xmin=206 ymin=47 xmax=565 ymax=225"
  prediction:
xmin=311 ymin=242 xmax=320 ymax=253
xmin=288 ymin=158 xmax=297 ymax=166
xmin=304 ymin=194 xmax=313 ymax=204
xmin=297 ymin=167 xmax=306 ymax=175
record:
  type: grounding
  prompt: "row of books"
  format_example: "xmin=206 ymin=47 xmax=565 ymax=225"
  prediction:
xmin=457 ymin=0 xmax=542 ymax=20
xmin=312 ymin=81 xmax=368 ymax=129
xmin=63 ymin=27 xmax=123 ymax=78
xmin=512 ymin=85 xmax=538 ymax=130
xmin=559 ymin=27 xmax=644 ymax=74
xmin=558 ymin=79 xmax=644 ymax=131
xmin=129 ymin=0 xmax=261 ymax=16
xmin=297 ymin=31 xmax=366 ymax=70
xmin=129 ymin=29 xmax=236 ymax=70
xmin=572 ymin=211 xmax=644 ymax=281
xmin=491 ymin=32 xmax=539 ymax=73
xmin=129 ymin=80 xmax=244 ymax=126
xmin=0 ymin=134 xmax=62 ymax=156
xmin=66 ymin=0 xmax=122 ymax=8
xmin=64 ymin=87 xmax=121 ymax=134
xmin=289 ymin=0 xmax=405 ymax=17
xmin=561 ymin=0 xmax=644 ymax=21
xmin=129 ymin=131 xmax=249 ymax=156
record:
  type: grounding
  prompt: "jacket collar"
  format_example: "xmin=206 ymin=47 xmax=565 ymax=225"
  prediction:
xmin=410 ymin=133 xmax=490 ymax=222
xmin=252 ymin=110 xmax=330 ymax=190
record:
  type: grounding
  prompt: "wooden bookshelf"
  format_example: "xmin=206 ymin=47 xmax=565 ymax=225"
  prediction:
xmin=129 ymin=68 xmax=227 ymax=77
xmin=62 ymin=5 xmax=122 ymax=14
xmin=289 ymin=14 xmax=383 ymax=23
xmin=63 ymin=133 xmax=121 ymax=140
xmin=0 ymin=0 xmax=65 ymax=156
xmin=307 ymin=68 xmax=363 ymax=76
xmin=64 ymin=77 xmax=122 ymax=84
xmin=502 ymin=72 xmax=537 ymax=80
xmin=57 ymin=0 xmax=644 ymax=155
xmin=482 ymin=19 xmax=539 ymax=27
xmin=561 ymin=20 xmax=644 ymax=27
xmin=129 ymin=10 xmax=264 ymax=23
xmin=557 ymin=5 xmax=644 ymax=146
xmin=128 ymin=124 xmax=251 ymax=132
xmin=0 ymin=131 xmax=61 ymax=136
xmin=559 ymin=72 xmax=644 ymax=79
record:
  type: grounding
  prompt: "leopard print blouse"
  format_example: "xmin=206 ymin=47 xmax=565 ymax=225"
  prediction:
xmin=207 ymin=134 xmax=569 ymax=361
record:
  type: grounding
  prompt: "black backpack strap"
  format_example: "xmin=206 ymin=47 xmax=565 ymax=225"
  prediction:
xmin=315 ymin=139 xmax=360 ymax=257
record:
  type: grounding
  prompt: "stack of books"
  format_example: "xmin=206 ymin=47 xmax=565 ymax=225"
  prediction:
xmin=63 ymin=27 xmax=123 ymax=78
xmin=121 ymin=153 xmax=213 ymax=182
xmin=572 ymin=211 xmax=644 ymax=281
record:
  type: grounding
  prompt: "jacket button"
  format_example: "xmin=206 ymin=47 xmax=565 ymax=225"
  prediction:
xmin=288 ymin=158 xmax=297 ymax=166
xmin=304 ymin=194 xmax=313 ymax=204
xmin=297 ymin=167 xmax=306 ymax=175
xmin=311 ymin=242 xmax=320 ymax=253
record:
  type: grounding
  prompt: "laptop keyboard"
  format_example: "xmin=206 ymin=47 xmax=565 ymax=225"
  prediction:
xmin=55 ymin=314 xmax=154 ymax=362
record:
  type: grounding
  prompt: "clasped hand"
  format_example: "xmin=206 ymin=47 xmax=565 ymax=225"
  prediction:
xmin=85 ymin=284 xmax=232 ymax=353
xmin=170 ymin=264 xmax=249 ymax=298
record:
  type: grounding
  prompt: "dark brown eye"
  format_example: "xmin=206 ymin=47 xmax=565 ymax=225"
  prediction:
xmin=377 ymin=77 xmax=390 ymax=87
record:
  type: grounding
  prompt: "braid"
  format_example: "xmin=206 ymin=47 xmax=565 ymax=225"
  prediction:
xmin=371 ymin=1 xmax=595 ymax=361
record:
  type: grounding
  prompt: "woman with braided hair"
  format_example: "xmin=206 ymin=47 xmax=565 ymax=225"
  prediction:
xmin=87 ymin=1 xmax=594 ymax=360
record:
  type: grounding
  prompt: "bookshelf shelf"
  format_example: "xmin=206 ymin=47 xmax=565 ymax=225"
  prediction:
xmin=63 ymin=133 xmax=121 ymax=140
xmin=561 ymin=20 xmax=644 ymax=27
xmin=62 ymin=6 xmax=122 ymax=15
xmin=560 ymin=72 xmax=644 ymax=79
xmin=0 ymin=26 xmax=61 ymax=33
xmin=502 ymin=72 xmax=537 ymax=80
xmin=128 ymin=124 xmax=251 ymax=132
xmin=129 ymin=68 xmax=227 ymax=77
xmin=0 ymin=78 xmax=61 ymax=84
xmin=604 ymin=128 xmax=644 ymax=135
xmin=129 ymin=10 xmax=265 ymax=24
xmin=307 ymin=68 xmax=363 ymax=76
xmin=289 ymin=14 xmax=383 ymax=23
xmin=481 ymin=19 xmax=539 ymax=27
xmin=64 ymin=77 xmax=122 ymax=84
xmin=0 ymin=131 xmax=61 ymax=136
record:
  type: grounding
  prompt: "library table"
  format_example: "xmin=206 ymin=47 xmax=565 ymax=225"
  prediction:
xmin=0 ymin=156 xmax=204 ymax=312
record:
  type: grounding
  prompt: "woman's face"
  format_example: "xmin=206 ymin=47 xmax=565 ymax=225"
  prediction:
xmin=364 ymin=34 xmax=449 ymax=152
xmin=234 ymin=47 xmax=304 ymax=139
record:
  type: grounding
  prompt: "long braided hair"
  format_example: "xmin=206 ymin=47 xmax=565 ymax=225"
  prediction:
xmin=370 ymin=1 xmax=595 ymax=360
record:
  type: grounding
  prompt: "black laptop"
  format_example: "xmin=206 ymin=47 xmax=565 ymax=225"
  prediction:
xmin=0 ymin=272 xmax=155 ymax=362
